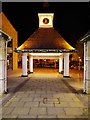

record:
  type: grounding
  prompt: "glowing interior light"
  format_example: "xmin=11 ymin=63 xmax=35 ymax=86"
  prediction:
xmin=30 ymin=53 xmax=62 ymax=56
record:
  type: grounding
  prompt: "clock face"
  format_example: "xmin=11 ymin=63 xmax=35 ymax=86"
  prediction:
xmin=43 ymin=18 xmax=49 ymax=24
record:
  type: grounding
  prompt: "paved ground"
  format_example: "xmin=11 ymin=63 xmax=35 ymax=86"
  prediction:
xmin=0 ymin=69 xmax=29 ymax=120
xmin=1 ymin=68 xmax=89 ymax=119
xmin=0 ymin=69 xmax=29 ymax=103
xmin=7 ymin=69 xmax=28 ymax=93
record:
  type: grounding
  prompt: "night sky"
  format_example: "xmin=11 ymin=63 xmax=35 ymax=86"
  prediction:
xmin=2 ymin=2 xmax=90 ymax=48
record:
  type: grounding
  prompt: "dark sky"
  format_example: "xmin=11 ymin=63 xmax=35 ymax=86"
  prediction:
xmin=2 ymin=2 xmax=90 ymax=47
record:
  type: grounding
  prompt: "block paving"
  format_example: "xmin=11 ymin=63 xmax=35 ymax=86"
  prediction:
xmin=2 ymin=68 xmax=88 ymax=119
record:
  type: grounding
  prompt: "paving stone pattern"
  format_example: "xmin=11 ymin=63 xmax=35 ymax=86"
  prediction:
xmin=2 ymin=69 xmax=88 ymax=119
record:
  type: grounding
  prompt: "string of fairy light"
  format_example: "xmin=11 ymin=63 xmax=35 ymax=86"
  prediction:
xmin=14 ymin=48 xmax=77 ymax=53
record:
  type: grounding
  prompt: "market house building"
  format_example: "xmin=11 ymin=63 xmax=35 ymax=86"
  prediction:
xmin=0 ymin=12 xmax=18 ymax=70
xmin=80 ymin=31 xmax=90 ymax=94
xmin=15 ymin=13 xmax=76 ymax=77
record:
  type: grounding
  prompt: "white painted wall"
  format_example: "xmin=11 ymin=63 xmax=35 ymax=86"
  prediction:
xmin=87 ymin=41 xmax=90 ymax=79
xmin=83 ymin=40 xmax=90 ymax=93
xmin=0 ymin=39 xmax=6 ymax=93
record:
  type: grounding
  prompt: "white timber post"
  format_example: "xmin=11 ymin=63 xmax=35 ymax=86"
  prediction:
xmin=21 ymin=53 xmax=28 ymax=77
xmin=4 ymin=41 xmax=8 ymax=93
xmin=59 ymin=56 xmax=63 ymax=73
xmin=83 ymin=42 xmax=87 ymax=93
xmin=29 ymin=55 xmax=33 ymax=73
xmin=63 ymin=53 xmax=70 ymax=77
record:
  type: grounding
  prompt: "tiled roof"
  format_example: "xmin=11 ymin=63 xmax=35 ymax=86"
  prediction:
xmin=18 ymin=28 xmax=73 ymax=50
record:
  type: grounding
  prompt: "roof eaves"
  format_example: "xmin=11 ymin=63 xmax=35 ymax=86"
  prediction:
xmin=80 ymin=30 xmax=90 ymax=42
xmin=14 ymin=48 xmax=77 ymax=53
xmin=80 ymin=34 xmax=90 ymax=42
xmin=0 ymin=29 xmax=12 ymax=41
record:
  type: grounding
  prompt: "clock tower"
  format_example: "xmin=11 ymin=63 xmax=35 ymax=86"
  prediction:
xmin=38 ymin=13 xmax=54 ymax=28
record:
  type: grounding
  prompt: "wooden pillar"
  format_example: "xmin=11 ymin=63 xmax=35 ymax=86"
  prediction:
xmin=21 ymin=53 xmax=28 ymax=77
xmin=29 ymin=55 xmax=33 ymax=73
xmin=59 ymin=56 xmax=63 ymax=73
xmin=63 ymin=53 xmax=70 ymax=77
